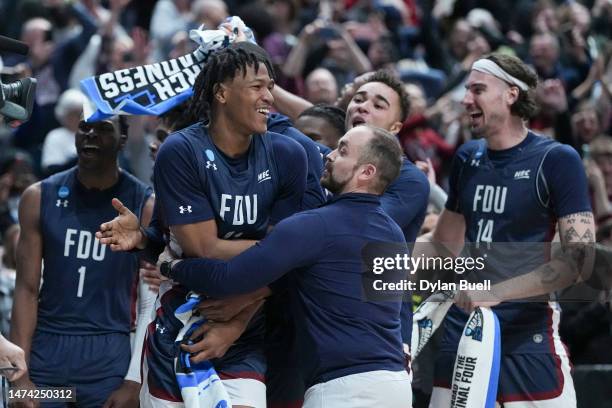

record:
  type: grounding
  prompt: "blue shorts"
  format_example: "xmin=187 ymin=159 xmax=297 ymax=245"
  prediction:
xmin=433 ymin=303 xmax=573 ymax=402
xmin=29 ymin=330 xmax=130 ymax=407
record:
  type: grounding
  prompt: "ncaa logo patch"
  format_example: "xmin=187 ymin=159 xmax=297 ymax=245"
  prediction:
xmin=464 ymin=308 xmax=484 ymax=342
xmin=204 ymin=149 xmax=217 ymax=170
xmin=58 ymin=186 xmax=70 ymax=198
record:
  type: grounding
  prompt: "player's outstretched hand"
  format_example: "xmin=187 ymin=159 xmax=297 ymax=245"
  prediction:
xmin=102 ymin=380 xmax=140 ymax=408
xmin=180 ymin=320 xmax=244 ymax=363
xmin=0 ymin=335 xmax=26 ymax=382
xmin=96 ymin=198 xmax=144 ymax=251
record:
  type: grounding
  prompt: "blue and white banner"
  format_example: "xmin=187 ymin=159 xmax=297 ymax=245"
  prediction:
xmin=450 ymin=307 xmax=501 ymax=408
xmin=174 ymin=294 xmax=231 ymax=408
xmin=80 ymin=17 xmax=255 ymax=122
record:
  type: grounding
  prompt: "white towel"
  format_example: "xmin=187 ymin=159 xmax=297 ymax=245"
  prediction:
xmin=450 ymin=307 xmax=501 ymax=408
xmin=411 ymin=290 xmax=455 ymax=359
xmin=174 ymin=294 xmax=232 ymax=408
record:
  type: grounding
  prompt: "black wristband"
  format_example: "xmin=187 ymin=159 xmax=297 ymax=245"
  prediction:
xmin=159 ymin=260 xmax=173 ymax=279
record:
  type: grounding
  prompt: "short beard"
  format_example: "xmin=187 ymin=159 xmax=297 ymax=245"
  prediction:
xmin=321 ymin=165 xmax=357 ymax=195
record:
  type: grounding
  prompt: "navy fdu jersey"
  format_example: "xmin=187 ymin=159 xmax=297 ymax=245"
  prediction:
xmin=149 ymin=122 xmax=306 ymax=387
xmin=443 ymin=131 xmax=591 ymax=353
xmin=37 ymin=167 xmax=152 ymax=335
xmin=154 ymin=122 xmax=306 ymax=240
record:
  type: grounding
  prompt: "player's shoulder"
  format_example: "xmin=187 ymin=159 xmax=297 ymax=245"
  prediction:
xmin=455 ymin=139 xmax=486 ymax=162
xmin=157 ymin=122 xmax=205 ymax=158
xmin=386 ymin=158 xmax=429 ymax=197
xmin=541 ymin=140 xmax=580 ymax=162
xmin=42 ymin=166 xmax=77 ymax=187
xmin=398 ymin=158 xmax=429 ymax=185
xmin=267 ymin=130 xmax=307 ymax=160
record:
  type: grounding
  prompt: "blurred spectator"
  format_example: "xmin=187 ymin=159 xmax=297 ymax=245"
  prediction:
xmin=0 ymin=224 xmax=18 ymax=334
xmin=283 ymin=18 xmax=372 ymax=91
xmin=590 ymin=136 xmax=612 ymax=204
xmin=304 ymin=67 xmax=338 ymax=104
xmin=529 ymin=31 xmax=589 ymax=93
xmin=367 ymin=35 xmax=400 ymax=71
xmin=398 ymin=83 xmax=454 ymax=179
xmin=9 ymin=3 xmax=98 ymax=175
xmin=41 ymin=89 xmax=87 ymax=176
xmin=149 ymin=0 xmax=192 ymax=61
xmin=295 ymin=104 xmax=345 ymax=149
xmin=191 ymin=0 xmax=229 ymax=30
xmin=573 ymin=100 xmax=606 ymax=146
xmin=0 ymin=149 xmax=37 ymax=246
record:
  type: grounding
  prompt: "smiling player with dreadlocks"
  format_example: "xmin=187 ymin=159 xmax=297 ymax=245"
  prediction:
xmin=134 ymin=43 xmax=308 ymax=407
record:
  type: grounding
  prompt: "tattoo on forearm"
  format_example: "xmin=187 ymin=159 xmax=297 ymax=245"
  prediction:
xmin=563 ymin=227 xmax=581 ymax=243
xmin=561 ymin=213 xmax=595 ymax=243
xmin=582 ymin=229 xmax=595 ymax=242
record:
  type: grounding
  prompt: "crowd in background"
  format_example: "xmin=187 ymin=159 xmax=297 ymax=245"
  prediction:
xmin=0 ymin=0 xmax=611 ymax=373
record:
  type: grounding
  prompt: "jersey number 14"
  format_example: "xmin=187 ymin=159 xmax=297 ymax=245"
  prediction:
xmin=476 ymin=219 xmax=493 ymax=247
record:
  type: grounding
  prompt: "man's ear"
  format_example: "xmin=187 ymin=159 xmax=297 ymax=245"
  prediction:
xmin=214 ymin=83 xmax=227 ymax=104
xmin=506 ymin=86 xmax=519 ymax=106
xmin=389 ymin=121 xmax=403 ymax=134
xmin=360 ymin=163 xmax=377 ymax=181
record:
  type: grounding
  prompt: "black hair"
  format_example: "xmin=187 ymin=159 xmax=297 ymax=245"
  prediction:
xmin=188 ymin=43 xmax=275 ymax=122
xmin=160 ymin=99 xmax=197 ymax=132
xmin=361 ymin=70 xmax=410 ymax=122
xmin=299 ymin=104 xmax=347 ymax=134
xmin=118 ymin=116 xmax=129 ymax=136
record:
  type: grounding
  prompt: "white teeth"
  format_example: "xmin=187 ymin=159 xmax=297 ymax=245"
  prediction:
xmin=257 ymin=108 xmax=269 ymax=114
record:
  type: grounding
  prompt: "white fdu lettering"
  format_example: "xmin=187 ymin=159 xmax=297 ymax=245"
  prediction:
xmin=472 ymin=185 xmax=507 ymax=214
xmin=64 ymin=229 xmax=106 ymax=261
xmin=219 ymin=194 xmax=258 ymax=225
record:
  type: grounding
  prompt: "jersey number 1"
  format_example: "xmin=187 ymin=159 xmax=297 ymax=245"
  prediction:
xmin=77 ymin=266 xmax=86 ymax=298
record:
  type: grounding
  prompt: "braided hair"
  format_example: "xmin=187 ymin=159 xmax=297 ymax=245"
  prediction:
xmin=188 ymin=43 xmax=276 ymax=122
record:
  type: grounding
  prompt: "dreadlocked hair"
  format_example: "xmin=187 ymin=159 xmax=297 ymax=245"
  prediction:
xmin=189 ymin=45 xmax=276 ymax=122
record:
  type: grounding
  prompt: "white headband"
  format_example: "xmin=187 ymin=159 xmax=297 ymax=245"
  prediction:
xmin=471 ymin=59 xmax=530 ymax=91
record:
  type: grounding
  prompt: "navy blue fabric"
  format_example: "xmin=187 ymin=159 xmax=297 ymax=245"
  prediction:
xmin=38 ymin=167 xmax=151 ymax=335
xmin=268 ymin=113 xmax=327 ymax=212
xmin=381 ymin=157 xmax=429 ymax=351
xmin=30 ymin=330 xmax=130 ymax=406
xmin=442 ymin=132 xmax=591 ymax=355
xmin=153 ymin=122 xmax=306 ymax=235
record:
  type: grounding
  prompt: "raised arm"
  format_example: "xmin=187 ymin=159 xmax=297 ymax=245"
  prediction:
xmin=170 ymin=212 xmax=324 ymax=297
